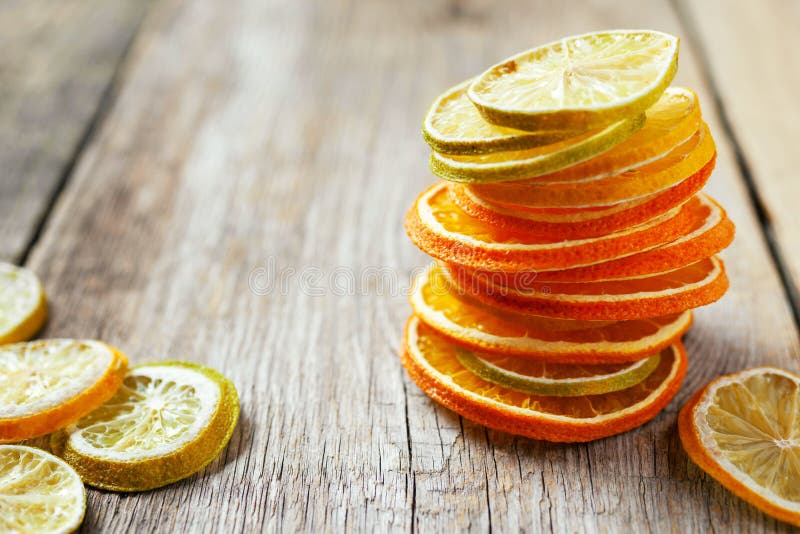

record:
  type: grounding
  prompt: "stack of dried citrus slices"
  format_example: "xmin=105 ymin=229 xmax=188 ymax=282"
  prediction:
xmin=402 ymin=30 xmax=735 ymax=442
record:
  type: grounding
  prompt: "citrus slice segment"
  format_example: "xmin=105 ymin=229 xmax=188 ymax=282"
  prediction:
xmin=423 ymin=79 xmax=579 ymax=155
xmin=679 ymin=367 xmax=800 ymax=527
xmin=0 ymin=445 xmax=85 ymax=533
xmin=51 ymin=361 xmax=239 ymax=492
xmin=0 ymin=340 xmax=128 ymax=443
xmin=445 ymin=256 xmax=728 ymax=321
xmin=0 ymin=262 xmax=47 ymax=345
xmin=531 ymin=194 xmax=734 ymax=282
xmin=402 ymin=316 xmax=687 ymax=442
xmin=442 ymin=85 xmax=699 ymax=185
xmin=450 ymin=155 xmax=711 ymax=240
xmin=467 ymin=30 xmax=679 ymax=131
xmin=431 ymin=114 xmax=645 ymax=183
xmin=410 ymin=263 xmax=692 ymax=363
xmin=455 ymin=347 xmax=660 ymax=397
xmin=465 ymin=124 xmax=715 ymax=207
xmin=405 ymin=182 xmax=700 ymax=273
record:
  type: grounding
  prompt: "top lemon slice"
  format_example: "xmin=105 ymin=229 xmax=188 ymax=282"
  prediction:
xmin=423 ymin=79 xmax=579 ymax=154
xmin=468 ymin=30 xmax=679 ymax=131
xmin=0 ymin=262 xmax=47 ymax=345
xmin=0 ymin=445 xmax=86 ymax=534
xmin=52 ymin=361 xmax=239 ymax=492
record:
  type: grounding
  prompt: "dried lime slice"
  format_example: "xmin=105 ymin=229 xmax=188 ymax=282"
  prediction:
xmin=468 ymin=30 xmax=679 ymax=131
xmin=423 ymin=79 xmax=578 ymax=155
xmin=455 ymin=347 xmax=660 ymax=396
xmin=51 ymin=361 xmax=239 ymax=492
xmin=0 ymin=445 xmax=85 ymax=533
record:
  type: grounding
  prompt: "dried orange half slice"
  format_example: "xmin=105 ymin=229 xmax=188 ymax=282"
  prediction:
xmin=679 ymin=367 xmax=800 ymax=527
xmin=402 ymin=316 xmax=687 ymax=442
xmin=466 ymin=124 xmax=715 ymax=208
xmin=0 ymin=340 xmax=128 ymax=443
xmin=445 ymin=256 xmax=728 ymax=321
xmin=406 ymin=181 xmax=698 ymax=273
xmin=410 ymin=263 xmax=692 ymax=363
xmin=450 ymin=156 xmax=712 ymax=240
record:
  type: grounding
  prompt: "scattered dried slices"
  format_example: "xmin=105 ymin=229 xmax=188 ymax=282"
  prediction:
xmin=51 ymin=361 xmax=239 ymax=492
xmin=468 ymin=30 xmax=679 ymax=131
xmin=445 ymin=255 xmax=728 ymax=321
xmin=423 ymin=78 xmax=579 ymax=155
xmin=0 ymin=262 xmax=47 ymax=345
xmin=0 ymin=340 xmax=128 ymax=443
xmin=679 ymin=367 xmax=800 ymax=527
xmin=410 ymin=263 xmax=691 ymax=363
xmin=0 ymin=445 xmax=85 ymax=533
xmin=402 ymin=316 xmax=687 ymax=442
xmin=405 ymin=182 xmax=704 ymax=272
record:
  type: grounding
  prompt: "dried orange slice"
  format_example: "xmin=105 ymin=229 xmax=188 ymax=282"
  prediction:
xmin=532 ymin=194 xmax=734 ymax=282
xmin=0 ymin=262 xmax=47 ymax=345
xmin=438 ymin=85 xmax=699 ymax=185
xmin=466 ymin=124 xmax=715 ymax=208
xmin=445 ymin=256 xmax=728 ymax=321
xmin=406 ymin=181 xmax=700 ymax=273
xmin=679 ymin=367 xmax=800 ymax=527
xmin=450 ymin=155 xmax=712 ymax=240
xmin=431 ymin=114 xmax=645 ymax=183
xmin=467 ymin=30 xmax=679 ymax=131
xmin=455 ymin=347 xmax=661 ymax=396
xmin=410 ymin=263 xmax=692 ymax=363
xmin=0 ymin=340 xmax=128 ymax=443
xmin=402 ymin=316 xmax=687 ymax=442
xmin=422 ymin=79 xmax=579 ymax=155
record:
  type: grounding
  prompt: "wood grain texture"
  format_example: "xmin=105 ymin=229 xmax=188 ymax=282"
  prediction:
xmin=677 ymin=0 xmax=800 ymax=315
xmin=0 ymin=0 xmax=151 ymax=263
xmin=12 ymin=0 xmax=800 ymax=532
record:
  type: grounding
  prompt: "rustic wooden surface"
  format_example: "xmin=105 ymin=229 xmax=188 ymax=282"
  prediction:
xmin=3 ymin=0 xmax=800 ymax=532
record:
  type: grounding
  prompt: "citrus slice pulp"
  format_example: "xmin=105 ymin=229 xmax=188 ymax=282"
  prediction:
xmin=0 ymin=262 xmax=47 ymax=345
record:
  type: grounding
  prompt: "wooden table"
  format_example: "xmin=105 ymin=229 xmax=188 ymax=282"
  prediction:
xmin=3 ymin=0 xmax=799 ymax=532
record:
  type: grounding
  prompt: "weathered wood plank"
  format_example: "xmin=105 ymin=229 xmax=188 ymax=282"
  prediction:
xmin=676 ymin=0 xmax=800 ymax=316
xmin=16 ymin=0 xmax=800 ymax=532
xmin=0 ymin=0 xmax=150 ymax=262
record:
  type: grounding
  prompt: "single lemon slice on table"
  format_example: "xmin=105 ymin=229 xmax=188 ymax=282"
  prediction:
xmin=679 ymin=367 xmax=800 ymax=527
xmin=423 ymin=79 xmax=579 ymax=155
xmin=0 ymin=340 xmax=128 ymax=443
xmin=51 ymin=361 xmax=239 ymax=492
xmin=0 ymin=262 xmax=47 ymax=345
xmin=468 ymin=29 xmax=679 ymax=131
xmin=0 ymin=445 xmax=85 ymax=533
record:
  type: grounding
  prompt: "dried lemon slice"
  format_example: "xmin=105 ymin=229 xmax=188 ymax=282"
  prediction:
xmin=51 ymin=361 xmax=239 ymax=492
xmin=0 ymin=340 xmax=128 ymax=443
xmin=0 ymin=262 xmax=47 ymax=345
xmin=423 ymin=79 xmax=578 ymax=154
xmin=0 ymin=445 xmax=85 ymax=533
xmin=468 ymin=30 xmax=679 ymax=131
